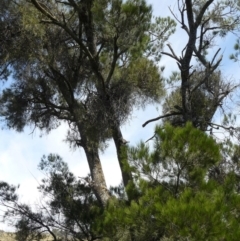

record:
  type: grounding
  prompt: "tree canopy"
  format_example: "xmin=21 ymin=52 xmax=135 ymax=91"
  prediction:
xmin=1 ymin=0 xmax=240 ymax=240
xmin=0 ymin=0 xmax=175 ymax=205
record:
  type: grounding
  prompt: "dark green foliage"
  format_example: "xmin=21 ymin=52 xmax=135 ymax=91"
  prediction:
xmin=0 ymin=0 xmax=175 ymax=203
xmin=1 ymin=1 xmax=240 ymax=240
xmin=1 ymin=154 xmax=103 ymax=241
xmin=0 ymin=181 xmax=18 ymax=202
xmin=0 ymin=0 xmax=20 ymax=80
xmin=38 ymin=154 xmax=104 ymax=240
xmin=0 ymin=0 xmax=171 ymax=137
xmin=128 ymin=123 xmax=220 ymax=193
xmin=99 ymin=123 xmax=240 ymax=241
xmin=2 ymin=124 xmax=240 ymax=240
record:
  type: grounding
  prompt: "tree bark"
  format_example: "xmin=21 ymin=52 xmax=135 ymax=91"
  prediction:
xmin=76 ymin=121 xmax=110 ymax=206
xmin=83 ymin=144 xmax=110 ymax=206
xmin=111 ymin=124 xmax=133 ymax=188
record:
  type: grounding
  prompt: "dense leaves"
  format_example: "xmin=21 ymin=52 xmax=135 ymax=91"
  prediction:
xmin=1 ymin=0 xmax=240 ymax=240
xmin=100 ymin=124 xmax=240 ymax=241
xmin=0 ymin=0 xmax=175 ymax=204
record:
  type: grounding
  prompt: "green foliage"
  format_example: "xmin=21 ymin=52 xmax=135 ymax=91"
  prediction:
xmin=1 ymin=0 xmax=240 ymax=240
xmin=0 ymin=0 xmax=175 ymax=204
xmin=1 ymin=154 xmax=103 ymax=241
xmin=162 ymin=69 xmax=227 ymax=131
xmin=0 ymin=181 xmax=18 ymax=202
xmin=2 ymin=124 xmax=240 ymax=240
xmin=38 ymin=154 xmax=103 ymax=239
xmin=0 ymin=0 xmax=172 ymax=140
xmin=147 ymin=16 xmax=176 ymax=61
xmin=99 ymin=124 xmax=240 ymax=241
xmin=128 ymin=123 xmax=220 ymax=190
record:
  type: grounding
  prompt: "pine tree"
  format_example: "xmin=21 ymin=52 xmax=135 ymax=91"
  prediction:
xmin=143 ymin=0 xmax=240 ymax=135
xmin=100 ymin=123 xmax=240 ymax=241
xmin=0 ymin=0 xmax=175 ymax=205
xmin=2 ymin=1 xmax=240 ymax=240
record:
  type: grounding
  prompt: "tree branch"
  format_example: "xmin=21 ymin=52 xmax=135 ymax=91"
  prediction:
xmin=167 ymin=44 xmax=180 ymax=62
xmin=195 ymin=0 xmax=214 ymax=27
xmin=185 ymin=0 xmax=194 ymax=30
xmin=162 ymin=44 xmax=181 ymax=63
xmin=106 ymin=35 xmax=119 ymax=86
xmin=30 ymin=0 xmax=94 ymax=62
xmin=142 ymin=112 xmax=182 ymax=127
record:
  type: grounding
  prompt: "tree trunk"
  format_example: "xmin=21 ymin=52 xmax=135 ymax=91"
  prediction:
xmin=112 ymin=124 xmax=133 ymax=189
xmin=83 ymin=144 xmax=110 ymax=206
xmin=76 ymin=122 xmax=110 ymax=206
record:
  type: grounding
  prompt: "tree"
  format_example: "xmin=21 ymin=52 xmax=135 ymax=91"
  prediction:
xmin=0 ymin=0 xmax=175 ymax=205
xmin=0 ymin=0 xmax=21 ymax=80
xmin=3 ymin=124 xmax=240 ymax=241
xmin=100 ymin=123 xmax=240 ymax=241
xmin=0 ymin=154 xmax=103 ymax=241
xmin=2 ymin=1 xmax=240 ymax=239
xmin=143 ymin=0 xmax=240 ymax=135
xmin=162 ymin=68 xmax=231 ymax=131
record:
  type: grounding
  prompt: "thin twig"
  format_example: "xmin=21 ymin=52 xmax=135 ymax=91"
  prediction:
xmin=145 ymin=134 xmax=156 ymax=143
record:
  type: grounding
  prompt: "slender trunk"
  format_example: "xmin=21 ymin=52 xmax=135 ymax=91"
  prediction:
xmin=111 ymin=124 xmax=133 ymax=188
xmin=76 ymin=122 xmax=110 ymax=206
xmin=83 ymin=144 xmax=110 ymax=206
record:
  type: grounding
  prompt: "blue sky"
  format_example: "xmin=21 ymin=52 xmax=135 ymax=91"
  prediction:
xmin=0 ymin=0 xmax=239 ymax=231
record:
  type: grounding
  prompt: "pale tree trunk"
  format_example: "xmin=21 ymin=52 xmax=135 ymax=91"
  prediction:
xmin=83 ymin=145 xmax=110 ymax=206
xmin=112 ymin=124 xmax=133 ymax=189
xmin=76 ymin=123 xmax=110 ymax=206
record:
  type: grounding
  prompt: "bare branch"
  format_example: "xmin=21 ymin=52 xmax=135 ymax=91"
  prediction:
xmin=185 ymin=0 xmax=194 ymax=30
xmin=106 ymin=35 xmax=119 ymax=86
xmin=208 ymin=122 xmax=235 ymax=131
xmin=192 ymin=46 xmax=208 ymax=67
xmin=168 ymin=7 xmax=181 ymax=25
xmin=211 ymin=48 xmax=221 ymax=66
xmin=198 ymin=18 xmax=210 ymax=52
xmin=195 ymin=0 xmax=214 ymax=27
xmin=167 ymin=44 xmax=180 ymax=62
xmin=30 ymin=0 xmax=56 ymax=21
xmin=142 ymin=112 xmax=182 ymax=127
xmin=161 ymin=51 xmax=175 ymax=59
xmin=161 ymin=44 xmax=181 ymax=63
xmin=145 ymin=134 xmax=156 ymax=143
